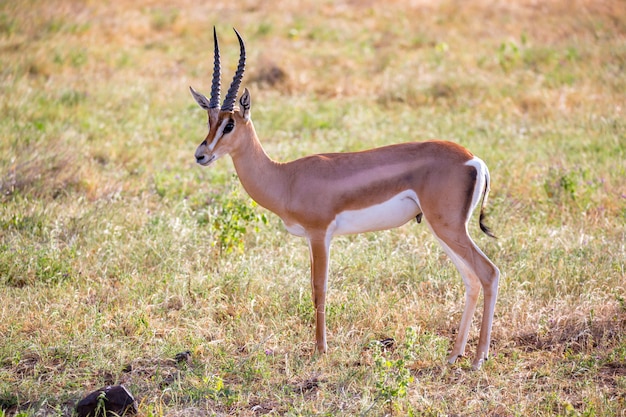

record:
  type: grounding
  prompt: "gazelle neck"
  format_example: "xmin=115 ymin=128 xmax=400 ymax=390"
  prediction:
xmin=229 ymin=122 xmax=285 ymax=214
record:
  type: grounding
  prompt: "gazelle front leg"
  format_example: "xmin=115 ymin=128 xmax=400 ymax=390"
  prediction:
xmin=307 ymin=232 xmax=332 ymax=353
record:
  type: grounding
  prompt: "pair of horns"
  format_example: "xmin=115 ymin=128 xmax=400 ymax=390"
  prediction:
xmin=209 ymin=27 xmax=246 ymax=112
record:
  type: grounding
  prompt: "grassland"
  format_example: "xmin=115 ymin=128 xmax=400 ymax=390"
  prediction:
xmin=1 ymin=0 xmax=625 ymax=416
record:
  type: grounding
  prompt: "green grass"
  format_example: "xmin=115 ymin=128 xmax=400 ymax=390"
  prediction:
xmin=1 ymin=1 xmax=625 ymax=416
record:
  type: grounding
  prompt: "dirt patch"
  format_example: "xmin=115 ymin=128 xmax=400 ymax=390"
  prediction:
xmin=513 ymin=310 xmax=625 ymax=354
xmin=249 ymin=60 xmax=292 ymax=93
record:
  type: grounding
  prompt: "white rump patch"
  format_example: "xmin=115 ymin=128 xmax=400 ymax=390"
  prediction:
xmin=464 ymin=156 xmax=489 ymax=215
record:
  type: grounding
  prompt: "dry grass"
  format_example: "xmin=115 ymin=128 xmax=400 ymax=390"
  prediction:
xmin=1 ymin=0 xmax=625 ymax=416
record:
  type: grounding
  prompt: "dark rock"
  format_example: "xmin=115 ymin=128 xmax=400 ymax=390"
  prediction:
xmin=75 ymin=385 xmax=137 ymax=417
xmin=379 ymin=337 xmax=396 ymax=351
xmin=159 ymin=371 xmax=179 ymax=389
xmin=292 ymin=376 xmax=324 ymax=394
xmin=174 ymin=350 xmax=191 ymax=365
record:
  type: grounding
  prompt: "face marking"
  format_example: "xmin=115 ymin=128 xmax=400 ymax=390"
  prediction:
xmin=205 ymin=136 xmax=219 ymax=152
xmin=206 ymin=117 xmax=233 ymax=151
xmin=205 ymin=119 xmax=225 ymax=151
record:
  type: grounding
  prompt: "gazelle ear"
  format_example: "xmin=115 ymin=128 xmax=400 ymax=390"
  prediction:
xmin=189 ymin=86 xmax=211 ymax=110
xmin=239 ymin=88 xmax=251 ymax=121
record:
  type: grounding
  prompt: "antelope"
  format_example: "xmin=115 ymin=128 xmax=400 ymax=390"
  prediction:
xmin=190 ymin=28 xmax=500 ymax=370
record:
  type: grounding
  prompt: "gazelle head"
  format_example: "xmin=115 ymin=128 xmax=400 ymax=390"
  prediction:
xmin=190 ymin=28 xmax=251 ymax=167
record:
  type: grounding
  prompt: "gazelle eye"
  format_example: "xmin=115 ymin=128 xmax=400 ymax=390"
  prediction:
xmin=223 ymin=120 xmax=235 ymax=134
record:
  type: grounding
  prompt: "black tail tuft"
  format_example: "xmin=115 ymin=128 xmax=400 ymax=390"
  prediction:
xmin=477 ymin=165 xmax=497 ymax=239
xmin=479 ymin=210 xmax=496 ymax=238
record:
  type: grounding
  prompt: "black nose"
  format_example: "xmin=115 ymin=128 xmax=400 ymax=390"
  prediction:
xmin=196 ymin=155 xmax=205 ymax=163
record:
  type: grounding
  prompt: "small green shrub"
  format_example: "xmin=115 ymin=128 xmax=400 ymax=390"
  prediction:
xmin=370 ymin=327 xmax=418 ymax=414
xmin=196 ymin=184 xmax=268 ymax=256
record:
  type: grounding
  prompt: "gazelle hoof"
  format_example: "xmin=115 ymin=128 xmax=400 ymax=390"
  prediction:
xmin=315 ymin=344 xmax=328 ymax=354
xmin=447 ymin=353 xmax=463 ymax=364
xmin=471 ymin=354 xmax=488 ymax=370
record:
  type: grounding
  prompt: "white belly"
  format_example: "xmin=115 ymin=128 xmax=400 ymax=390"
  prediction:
xmin=332 ymin=190 xmax=420 ymax=236
xmin=284 ymin=221 xmax=307 ymax=237
xmin=282 ymin=190 xmax=420 ymax=238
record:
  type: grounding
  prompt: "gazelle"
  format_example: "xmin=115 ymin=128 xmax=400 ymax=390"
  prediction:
xmin=190 ymin=28 xmax=500 ymax=370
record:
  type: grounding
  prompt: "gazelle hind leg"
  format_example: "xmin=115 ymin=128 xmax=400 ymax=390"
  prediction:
xmin=430 ymin=228 xmax=500 ymax=369
xmin=447 ymin=252 xmax=481 ymax=364
xmin=432 ymin=237 xmax=481 ymax=364
xmin=473 ymin=259 xmax=499 ymax=369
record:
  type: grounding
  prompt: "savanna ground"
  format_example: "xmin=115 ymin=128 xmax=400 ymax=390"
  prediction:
xmin=1 ymin=0 xmax=625 ymax=415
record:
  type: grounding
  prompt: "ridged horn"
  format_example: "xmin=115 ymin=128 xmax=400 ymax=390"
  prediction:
xmin=209 ymin=26 xmax=221 ymax=109
xmin=221 ymin=28 xmax=246 ymax=112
